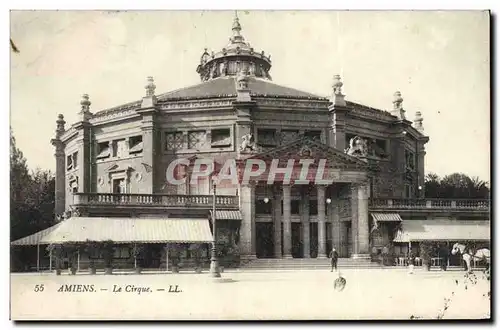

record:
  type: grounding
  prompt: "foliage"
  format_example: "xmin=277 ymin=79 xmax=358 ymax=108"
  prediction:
xmin=101 ymin=240 xmax=115 ymax=268
xmin=84 ymin=240 xmax=100 ymax=268
xmin=419 ymin=241 xmax=435 ymax=270
xmin=425 ymin=172 xmax=489 ymax=199
xmin=10 ymin=128 xmax=56 ymax=242
xmin=46 ymin=244 xmax=64 ymax=269
xmin=166 ymin=243 xmax=182 ymax=266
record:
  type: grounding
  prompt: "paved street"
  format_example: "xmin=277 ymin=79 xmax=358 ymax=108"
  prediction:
xmin=10 ymin=268 xmax=490 ymax=320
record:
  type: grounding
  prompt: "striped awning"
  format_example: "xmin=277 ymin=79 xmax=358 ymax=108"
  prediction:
xmin=11 ymin=223 xmax=63 ymax=246
xmin=393 ymin=220 xmax=490 ymax=243
xmin=371 ymin=213 xmax=403 ymax=222
xmin=36 ymin=217 xmax=213 ymax=244
xmin=210 ymin=210 xmax=242 ymax=220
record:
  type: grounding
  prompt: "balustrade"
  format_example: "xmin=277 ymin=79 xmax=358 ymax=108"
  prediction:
xmin=73 ymin=193 xmax=238 ymax=208
xmin=369 ymin=198 xmax=489 ymax=210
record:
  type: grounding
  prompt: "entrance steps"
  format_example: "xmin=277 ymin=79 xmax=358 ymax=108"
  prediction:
xmin=241 ymin=258 xmax=383 ymax=270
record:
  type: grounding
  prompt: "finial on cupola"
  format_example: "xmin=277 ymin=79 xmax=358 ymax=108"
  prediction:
xmin=414 ymin=111 xmax=424 ymax=133
xmin=330 ymin=74 xmax=346 ymax=106
xmin=145 ymin=76 xmax=156 ymax=97
xmin=391 ymin=91 xmax=406 ymax=120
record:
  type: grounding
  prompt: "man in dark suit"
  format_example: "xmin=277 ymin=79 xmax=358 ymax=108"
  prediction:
xmin=329 ymin=247 xmax=339 ymax=272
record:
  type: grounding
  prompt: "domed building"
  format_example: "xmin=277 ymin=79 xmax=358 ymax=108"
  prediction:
xmin=12 ymin=14 xmax=490 ymax=272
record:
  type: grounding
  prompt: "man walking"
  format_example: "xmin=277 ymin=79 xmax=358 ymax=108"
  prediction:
xmin=329 ymin=247 xmax=339 ymax=272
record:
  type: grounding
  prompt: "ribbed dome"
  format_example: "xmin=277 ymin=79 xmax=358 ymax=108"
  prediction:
xmin=196 ymin=12 xmax=272 ymax=82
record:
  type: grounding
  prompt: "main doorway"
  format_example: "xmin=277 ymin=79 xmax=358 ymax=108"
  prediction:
xmin=256 ymin=222 xmax=274 ymax=258
xmin=291 ymin=223 xmax=303 ymax=258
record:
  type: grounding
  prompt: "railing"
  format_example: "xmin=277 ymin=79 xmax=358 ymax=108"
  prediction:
xmin=369 ymin=198 xmax=490 ymax=210
xmin=73 ymin=193 xmax=239 ymax=208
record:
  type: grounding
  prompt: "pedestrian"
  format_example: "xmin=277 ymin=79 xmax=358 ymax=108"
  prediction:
xmin=329 ymin=247 xmax=339 ymax=272
xmin=408 ymin=253 xmax=415 ymax=274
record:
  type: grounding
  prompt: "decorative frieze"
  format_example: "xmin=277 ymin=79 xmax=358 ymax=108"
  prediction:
xmin=160 ymin=99 xmax=234 ymax=110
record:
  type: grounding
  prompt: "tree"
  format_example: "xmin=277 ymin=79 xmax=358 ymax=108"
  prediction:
xmin=424 ymin=172 xmax=490 ymax=199
xmin=10 ymin=129 xmax=56 ymax=241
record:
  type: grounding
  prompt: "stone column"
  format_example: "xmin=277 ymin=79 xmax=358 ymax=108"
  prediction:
xmin=357 ymin=183 xmax=370 ymax=256
xmin=282 ymin=185 xmax=293 ymax=258
xmin=301 ymin=188 xmax=310 ymax=258
xmin=317 ymin=185 xmax=327 ymax=258
xmin=331 ymin=196 xmax=341 ymax=252
xmin=74 ymin=125 xmax=91 ymax=193
xmin=240 ymin=183 xmax=256 ymax=260
xmin=417 ymin=142 xmax=426 ymax=197
xmin=350 ymin=183 xmax=359 ymax=256
xmin=273 ymin=186 xmax=282 ymax=258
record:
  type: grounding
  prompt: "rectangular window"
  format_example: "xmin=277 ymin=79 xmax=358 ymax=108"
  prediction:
xmin=72 ymin=152 xmax=78 ymax=169
xmin=128 ymin=135 xmax=143 ymax=154
xmin=255 ymin=199 xmax=273 ymax=214
xmin=376 ymin=139 xmax=387 ymax=153
xmin=188 ymin=131 xmax=207 ymax=149
xmin=257 ymin=129 xmax=277 ymax=147
xmin=405 ymin=149 xmax=415 ymax=171
xmin=304 ymin=130 xmax=321 ymax=141
xmin=166 ymin=132 xmax=184 ymax=151
xmin=281 ymin=200 xmax=300 ymax=215
xmin=211 ymin=129 xmax=231 ymax=147
xmin=67 ymin=155 xmax=73 ymax=171
xmin=112 ymin=178 xmax=126 ymax=194
xmin=309 ymin=200 xmax=318 ymax=215
xmin=404 ymin=184 xmax=414 ymax=198
xmin=113 ymin=246 xmax=131 ymax=259
xmin=280 ymin=130 xmax=300 ymax=145
xmin=97 ymin=142 xmax=111 ymax=159
xmin=112 ymin=139 xmax=128 ymax=158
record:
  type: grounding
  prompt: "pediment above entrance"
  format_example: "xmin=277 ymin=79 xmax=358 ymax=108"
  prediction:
xmin=241 ymin=137 xmax=369 ymax=171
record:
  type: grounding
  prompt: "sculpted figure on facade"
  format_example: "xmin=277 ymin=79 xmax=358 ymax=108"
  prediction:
xmin=239 ymin=133 xmax=256 ymax=153
xmin=345 ymin=136 xmax=368 ymax=157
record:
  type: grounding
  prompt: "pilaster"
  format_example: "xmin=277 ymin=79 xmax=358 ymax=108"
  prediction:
xmin=137 ymin=76 xmax=159 ymax=194
xmin=301 ymin=187 xmax=310 ymax=258
xmin=317 ymin=185 xmax=327 ymax=258
xmin=273 ymin=185 xmax=282 ymax=258
xmin=282 ymin=184 xmax=292 ymax=258
xmin=350 ymin=183 xmax=359 ymax=256
xmin=351 ymin=182 xmax=370 ymax=259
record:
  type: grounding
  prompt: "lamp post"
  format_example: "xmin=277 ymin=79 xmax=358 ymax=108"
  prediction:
xmin=210 ymin=182 xmax=221 ymax=278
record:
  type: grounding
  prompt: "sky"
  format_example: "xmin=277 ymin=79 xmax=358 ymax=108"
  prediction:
xmin=9 ymin=10 xmax=490 ymax=182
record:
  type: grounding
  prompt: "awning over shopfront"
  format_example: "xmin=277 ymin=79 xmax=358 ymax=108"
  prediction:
xmin=11 ymin=223 xmax=63 ymax=246
xmin=371 ymin=213 xmax=403 ymax=222
xmin=393 ymin=220 xmax=490 ymax=243
xmin=210 ymin=210 xmax=242 ymax=221
xmin=35 ymin=217 xmax=213 ymax=244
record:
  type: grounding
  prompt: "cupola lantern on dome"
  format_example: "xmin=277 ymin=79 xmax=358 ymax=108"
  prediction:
xmin=196 ymin=12 xmax=273 ymax=82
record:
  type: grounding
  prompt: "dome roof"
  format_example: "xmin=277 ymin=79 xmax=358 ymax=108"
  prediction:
xmin=156 ymin=76 xmax=325 ymax=101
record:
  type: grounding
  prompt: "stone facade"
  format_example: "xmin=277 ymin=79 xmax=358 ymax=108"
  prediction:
xmin=51 ymin=15 xmax=433 ymax=261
